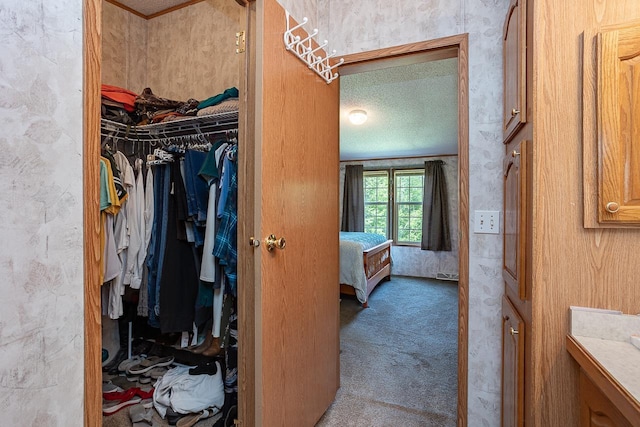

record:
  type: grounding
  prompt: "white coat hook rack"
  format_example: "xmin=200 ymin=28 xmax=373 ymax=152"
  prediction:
xmin=283 ymin=10 xmax=343 ymax=84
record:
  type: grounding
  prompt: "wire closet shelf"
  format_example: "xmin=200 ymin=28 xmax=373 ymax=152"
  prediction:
xmin=100 ymin=111 xmax=239 ymax=146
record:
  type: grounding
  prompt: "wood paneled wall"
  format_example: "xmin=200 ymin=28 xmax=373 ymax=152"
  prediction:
xmin=531 ymin=1 xmax=640 ymax=425
xmin=102 ymin=1 xmax=147 ymax=92
xmin=102 ymin=0 xmax=242 ymax=100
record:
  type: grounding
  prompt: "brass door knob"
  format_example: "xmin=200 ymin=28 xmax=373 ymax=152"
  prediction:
xmin=510 ymin=327 xmax=519 ymax=336
xmin=605 ymin=202 xmax=620 ymax=213
xmin=511 ymin=108 xmax=520 ymax=117
xmin=265 ymin=234 xmax=286 ymax=251
xmin=512 ymin=150 xmax=520 ymax=158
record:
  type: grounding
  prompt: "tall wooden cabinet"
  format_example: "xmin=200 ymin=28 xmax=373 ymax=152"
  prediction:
xmin=501 ymin=0 xmax=532 ymax=425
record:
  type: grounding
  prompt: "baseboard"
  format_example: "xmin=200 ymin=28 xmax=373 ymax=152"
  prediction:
xmin=436 ymin=272 xmax=459 ymax=281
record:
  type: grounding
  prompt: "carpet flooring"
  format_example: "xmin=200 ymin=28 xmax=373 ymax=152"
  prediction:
xmin=316 ymin=276 xmax=459 ymax=427
xmin=102 ymin=276 xmax=457 ymax=426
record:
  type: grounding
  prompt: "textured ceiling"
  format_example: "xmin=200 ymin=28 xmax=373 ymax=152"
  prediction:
xmin=340 ymin=57 xmax=458 ymax=161
xmin=114 ymin=0 xmax=193 ymax=17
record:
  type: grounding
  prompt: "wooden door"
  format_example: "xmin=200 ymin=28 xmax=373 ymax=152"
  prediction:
xmin=597 ymin=24 xmax=640 ymax=224
xmin=501 ymin=296 xmax=524 ymax=427
xmin=503 ymin=140 xmax=529 ymax=300
xmin=503 ymin=0 xmax=527 ymax=142
xmin=244 ymin=0 xmax=340 ymax=425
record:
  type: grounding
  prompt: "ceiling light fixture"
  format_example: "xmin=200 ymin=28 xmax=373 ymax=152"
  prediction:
xmin=348 ymin=109 xmax=368 ymax=125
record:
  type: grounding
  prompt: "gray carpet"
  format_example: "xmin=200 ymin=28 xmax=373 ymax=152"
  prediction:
xmin=316 ymin=276 xmax=458 ymax=427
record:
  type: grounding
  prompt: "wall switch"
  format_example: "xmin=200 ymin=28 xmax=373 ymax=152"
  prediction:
xmin=474 ymin=210 xmax=500 ymax=234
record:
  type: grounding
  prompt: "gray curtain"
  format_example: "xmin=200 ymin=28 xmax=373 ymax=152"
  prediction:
xmin=341 ymin=165 xmax=365 ymax=232
xmin=421 ymin=160 xmax=451 ymax=251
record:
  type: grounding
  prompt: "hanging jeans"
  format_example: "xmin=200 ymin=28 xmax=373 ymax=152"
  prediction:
xmin=146 ymin=164 xmax=170 ymax=328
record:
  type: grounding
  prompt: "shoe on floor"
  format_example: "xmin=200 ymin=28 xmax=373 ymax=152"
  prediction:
xmin=144 ymin=366 xmax=168 ymax=379
xmin=102 ymin=382 xmax=123 ymax=394
xmin=129 ymin=403 xmax=153 ymax=424
xmin=118 ymin=356 xmax=142 ymax=373
xmin=128 ymin=356 xmax=175 ymax=375
xmin=138 ymin=376 xmax=152 ymax=385
xmin=103 ymin=395 xmax=142 ymax=415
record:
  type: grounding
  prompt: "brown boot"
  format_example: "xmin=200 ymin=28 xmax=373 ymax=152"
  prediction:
xmin=201 ymin=337 xmax=222 ymax=357
xmin=191 ymin=330 xmax=213 ymax=354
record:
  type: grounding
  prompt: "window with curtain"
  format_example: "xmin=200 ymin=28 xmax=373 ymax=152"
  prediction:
xmin=363 ymin=169 xmax=425 ymax=245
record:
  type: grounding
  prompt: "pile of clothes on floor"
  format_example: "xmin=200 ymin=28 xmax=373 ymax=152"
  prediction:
xmin=101 ymin=84 xmax=239 ymax=126
xmin=102 ymin=341 xmax=237 ymax=426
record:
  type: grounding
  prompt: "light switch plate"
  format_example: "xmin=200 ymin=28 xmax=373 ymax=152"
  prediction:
xmin=474 ymin=210 xmax=500 ymax=234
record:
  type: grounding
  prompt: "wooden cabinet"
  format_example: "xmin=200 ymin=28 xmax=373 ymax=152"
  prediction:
xmin=503 ymin=0 xmax=527 ymax=142
xmin=503 ymin=140 xmax=530 ymax=300
xmin=501 ymin=296 xmax=525 ymax=427
xmin=579 ymin=371 xmax=633 ymax=427
xmin=596 ymin=24 xmax=640 ymax=224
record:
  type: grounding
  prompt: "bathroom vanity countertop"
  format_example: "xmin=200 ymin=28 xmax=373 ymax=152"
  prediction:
xmin=567 ymin=307 xmax=640 ymax=424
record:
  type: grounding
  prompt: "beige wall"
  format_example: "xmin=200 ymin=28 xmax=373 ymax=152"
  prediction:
xmin=339 ymin=157 xmax=459 ymax=279
xmin=102 ymin=0 xmax=242 ymax=101
xmin=102 ymin=1 xmax=147 ymax=93
xmin=146 ymin=0 xmax=242 ymax=101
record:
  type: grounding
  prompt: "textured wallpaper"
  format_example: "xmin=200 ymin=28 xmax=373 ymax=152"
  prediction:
xmin=328 ymin=1 xmax=507 ymax=425
xmin=339 ymin=157 xmax=460 ymax=279
xmin=0 ymin=1 xmax=85 ymax=425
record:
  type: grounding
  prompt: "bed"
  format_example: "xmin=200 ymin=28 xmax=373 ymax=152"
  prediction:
xmin=339 ymin=232 xmax=393 ymax=307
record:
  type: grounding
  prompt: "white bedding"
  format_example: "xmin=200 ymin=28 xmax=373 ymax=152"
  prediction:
xmin=339 ymin=232 xmax=388 ymax=303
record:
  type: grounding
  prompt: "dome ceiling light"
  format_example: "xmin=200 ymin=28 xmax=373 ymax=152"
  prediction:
xmin=348 ymin=109 xmax=368 ymax=125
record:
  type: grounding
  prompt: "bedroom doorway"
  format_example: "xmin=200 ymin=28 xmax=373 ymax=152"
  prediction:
xmin=324 ymin=35 xmax=469 ymax=425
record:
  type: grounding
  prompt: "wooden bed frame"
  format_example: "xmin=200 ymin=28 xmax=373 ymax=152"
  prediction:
xmin=340 ymin=239 xmax=393 ymax=308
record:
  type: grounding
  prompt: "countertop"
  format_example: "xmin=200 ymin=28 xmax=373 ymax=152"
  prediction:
xmin=568 ymin=306 xmax=640 ymax=423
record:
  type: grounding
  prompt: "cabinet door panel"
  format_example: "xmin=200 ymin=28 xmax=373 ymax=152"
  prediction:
xmin=503 ymin=0 xmax=527 ymax=142
xmin=503 ymin=140 xmax=529 ymax=300
xmin=580 ymin=372 xmax=633 ymax=427
xmin=598 ymin=24 xmax=640 ymax=223
xmin=501 ymin=296 xmax=524 ymax=427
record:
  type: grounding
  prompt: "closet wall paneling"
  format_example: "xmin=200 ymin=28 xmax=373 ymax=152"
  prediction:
xmin=145 ymin=2 xmax=242 ymax=100
xmin=102 ymin=1 xmax=147 ymax=93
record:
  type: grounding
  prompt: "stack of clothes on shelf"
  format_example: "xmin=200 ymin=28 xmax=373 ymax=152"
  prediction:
xmin=101 ymin=84 xmax=239 ymax=125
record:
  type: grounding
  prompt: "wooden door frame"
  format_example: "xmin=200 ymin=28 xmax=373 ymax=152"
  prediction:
xmin=340 ymin=33 xmax=470 ymax=426
xmin=81 ymin=1 xmax=255 ymax=425
xmin=83 ymin=0 xmax=102 ymax=424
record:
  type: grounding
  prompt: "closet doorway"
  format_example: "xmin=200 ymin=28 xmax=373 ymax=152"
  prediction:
xmin=84 ymin=1 xmax=342 ymax=426
xmin=333 ymin=36 xmax=469 ymax=424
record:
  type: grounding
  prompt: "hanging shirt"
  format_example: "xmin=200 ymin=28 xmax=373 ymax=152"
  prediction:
xmin=213 ymin=145 xmax=238 ymax=295
xmin=133 ymin=158 xmax=146 ymax=289
xmin=200 ymin=143 xmax=228 ymax=283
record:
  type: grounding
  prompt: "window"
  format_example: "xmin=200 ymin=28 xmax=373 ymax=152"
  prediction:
xmin=363 ymin=169 xmax=424 ymax=245
xmin=363 ymin=171 xmax=389 ymax=237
